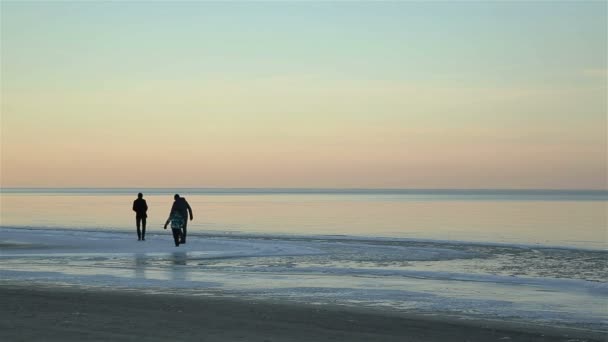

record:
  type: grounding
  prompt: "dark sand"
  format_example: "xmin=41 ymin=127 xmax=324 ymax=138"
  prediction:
xmin=0 ymin=285 xmax=604 ymax=342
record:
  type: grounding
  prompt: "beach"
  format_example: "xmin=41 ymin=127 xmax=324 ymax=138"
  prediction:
xmin=2 ymin=284 xmax=605 ymax=342
xmin=1 ymin=190 xmax=606 ymax=341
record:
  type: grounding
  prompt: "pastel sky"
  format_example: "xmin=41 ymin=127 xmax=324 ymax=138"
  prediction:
xmin=1 ymin=1 xmax=606 ymax=189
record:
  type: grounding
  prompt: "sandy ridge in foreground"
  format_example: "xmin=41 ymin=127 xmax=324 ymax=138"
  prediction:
xmin=0 ymin=284 xmax=604 ymax=342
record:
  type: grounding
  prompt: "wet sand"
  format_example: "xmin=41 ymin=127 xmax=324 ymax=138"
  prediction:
xmin=0 ymin=285 xmax=604 ymax=342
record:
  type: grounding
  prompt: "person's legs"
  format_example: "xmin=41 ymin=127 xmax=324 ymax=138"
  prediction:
xmin=171 ymin=228 xmax=181 ymax=246
xmin=136 ymin=217 xmax=142 ymax=240
xmin=141 ymin=217 xmax=147 ymax=240
xmin=181 ymin=218 xmax=187 ymax=243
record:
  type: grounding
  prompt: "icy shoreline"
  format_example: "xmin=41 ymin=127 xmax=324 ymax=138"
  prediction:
xmin=2 ymin=227 xmax=607 ymax=331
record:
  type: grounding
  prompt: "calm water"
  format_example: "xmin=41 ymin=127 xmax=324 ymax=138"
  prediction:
xmin=1 ymin=188 xmax=606 ymax=249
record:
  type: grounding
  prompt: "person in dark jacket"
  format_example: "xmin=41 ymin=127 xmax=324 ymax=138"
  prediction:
xmin=169 ymin=194 xmax=193 ymax=244
xmin=132 ymin=193 xmax=148 ymax=241
xmin=164 ymin=211 xmax=184 ymax=247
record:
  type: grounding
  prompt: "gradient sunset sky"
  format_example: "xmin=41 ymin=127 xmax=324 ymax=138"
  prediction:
xmin=1 ymin=1 xmax=606 ymax=189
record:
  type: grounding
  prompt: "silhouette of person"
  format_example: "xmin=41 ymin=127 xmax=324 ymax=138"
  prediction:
xmin=169 ymin=194 xmax=193 ymax=244
xmin=164 ymin=211 xmax=184 ymax=247
xmin=132 ymin=192 xmax=148 ymax=241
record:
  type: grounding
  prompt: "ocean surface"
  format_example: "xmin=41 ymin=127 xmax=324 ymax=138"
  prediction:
xmin=1 ymin=188 xmax=607 ymax=331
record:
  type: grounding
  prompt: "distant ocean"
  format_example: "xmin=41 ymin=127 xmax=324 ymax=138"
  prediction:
xmin=1 ymin=188 xmax=607 ymax=331
xmin=1 ymin=188 xmax=606 ymax=248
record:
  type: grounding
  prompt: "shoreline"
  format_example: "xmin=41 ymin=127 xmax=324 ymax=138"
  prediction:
xmin=2 ymin=226 xmax=606 ymax=253
xmin=1 ymin=284 xmax=605 ymax=342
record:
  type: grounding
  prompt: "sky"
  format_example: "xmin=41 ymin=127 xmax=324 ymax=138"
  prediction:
xmin=1 ymin=1 xmax=606 ymax=189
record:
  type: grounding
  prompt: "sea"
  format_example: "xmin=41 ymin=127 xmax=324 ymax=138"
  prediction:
xmin=1 ymin=188 xmax=606 ymax=331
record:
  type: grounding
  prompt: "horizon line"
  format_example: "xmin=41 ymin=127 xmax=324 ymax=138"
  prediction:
xmin=1 ymin=187 xmax=606 ymax=192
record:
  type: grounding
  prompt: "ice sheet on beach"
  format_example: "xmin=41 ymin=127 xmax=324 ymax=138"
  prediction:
xmin=1 ymin=227 xmax=606 ymax=331
xmin=0 ymin=227 xmax=324 ymax=258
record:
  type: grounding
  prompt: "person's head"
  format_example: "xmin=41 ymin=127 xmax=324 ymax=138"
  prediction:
xmin=174 ymin=194 xmax=180 ymax=200
xmin=137 ymin=193 xmax=143 ymax=199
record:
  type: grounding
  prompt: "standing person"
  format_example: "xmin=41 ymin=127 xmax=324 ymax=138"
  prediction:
xmin=132 ymin=192 xmax=148 ymax=241
xmin=170 ymin=194 xmax=193 ymax=244
xmin=164 ymin=211 xmax=184 ymax=247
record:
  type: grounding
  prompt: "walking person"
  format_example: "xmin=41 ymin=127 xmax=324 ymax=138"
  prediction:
xmin=132 ymin=192 xmax=148 ymax=241
xmin=164 ymin=211 xmax=184 ymax=247
xmin=170 ymin=194 xmax=193 ymax=244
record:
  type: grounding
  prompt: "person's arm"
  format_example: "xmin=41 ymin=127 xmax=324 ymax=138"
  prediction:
xmin=164 ymin=217 xmax=171 ymax=229
xmin=186 ymin=202 xmax=193 ymax=220
xmin=144 ymin=200 xmax=148 ymax=212
xmin=132 ymin=201 xmax=137 ymax=212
